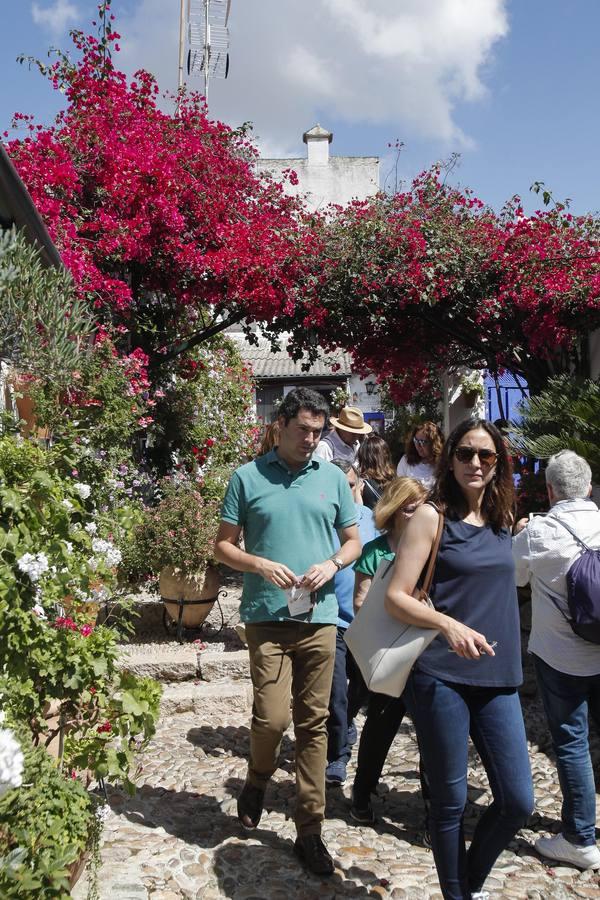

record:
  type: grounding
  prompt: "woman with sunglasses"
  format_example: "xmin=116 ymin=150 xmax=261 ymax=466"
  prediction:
xmin=396 ymin=421 xmax=444 ymax=490
xmin=385 ymin=419 xmax=534 ymax=900
xmin=350 ymin=477 xmax=429 ymax=825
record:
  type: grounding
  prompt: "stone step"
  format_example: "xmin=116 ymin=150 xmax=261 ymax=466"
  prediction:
xmin=118 ymin=643 xmax=199 ymax=681
xmin=118 ymin=644 xmax=250 ymax=683
xmin=160 ymin=681 xmax=252 ymax=715
xmin=198 ymin=649 xmax=250 ymax=681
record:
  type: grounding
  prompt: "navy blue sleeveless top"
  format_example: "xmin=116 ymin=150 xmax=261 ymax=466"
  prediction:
xmin=415 ymin=517 xmax=522 ymax=687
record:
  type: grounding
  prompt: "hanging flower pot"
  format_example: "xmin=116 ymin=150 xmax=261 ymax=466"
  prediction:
xmin=159 ymin=565 xmax=220 ymax=629
xmin=463 ymin=389 xmax=480 ymax=407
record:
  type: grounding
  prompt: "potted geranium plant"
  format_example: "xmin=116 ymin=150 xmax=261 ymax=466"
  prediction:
xmin=127 ymin=474 xmax=224 ymax=629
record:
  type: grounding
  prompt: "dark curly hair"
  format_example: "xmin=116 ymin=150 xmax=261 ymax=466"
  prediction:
xmin=404 ymin=421 xmax=444 ymax=465
xmin=430 ymin=418 xmax=515 ymax=532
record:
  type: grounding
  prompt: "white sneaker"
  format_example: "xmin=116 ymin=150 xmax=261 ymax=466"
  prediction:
xmin=535 ymin=833 xmax=600 ymax=870
xmin=471 ymin=892 xmax=490 ymax=899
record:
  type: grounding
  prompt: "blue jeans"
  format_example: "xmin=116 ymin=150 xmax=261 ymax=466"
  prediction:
xmin=533 ymin=654 xmax=600 ymax=846
xmin=405 ymin=670 xmax=534 ymax=900
xmin=327 ymin=627 xmax=367 ymax=763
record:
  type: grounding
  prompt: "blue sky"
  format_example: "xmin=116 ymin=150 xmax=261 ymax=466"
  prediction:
xmin=1 ymin=0 xmax=600 ymax=215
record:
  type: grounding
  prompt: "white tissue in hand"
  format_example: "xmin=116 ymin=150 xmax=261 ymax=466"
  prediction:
xmin=285 ymin=582 xmax=312 ymax=616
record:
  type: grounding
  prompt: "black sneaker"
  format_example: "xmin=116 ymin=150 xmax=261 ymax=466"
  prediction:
xmin=350 ymin=800 xmax=375 ymax=825
xmin=350 ymin=787 xmax=375 ymax=825
xmin=294 ymin=834 xmax=335 ymax=876
xmin=237 ymin=781 xmax=265 ymax=830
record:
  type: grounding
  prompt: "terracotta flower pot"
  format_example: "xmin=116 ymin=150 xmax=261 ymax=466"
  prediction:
xmin=10 ymin=374 xmax=50 ymax=441
xmin=69 ymin=849 xmax=90 ymax=889
xmin=159 ymin=565 xmax=220 ymax=628
xmin=42 ymin=699 xmax=63 ymax=760
xmin=463 ymin=389 xmax=481 ymax=407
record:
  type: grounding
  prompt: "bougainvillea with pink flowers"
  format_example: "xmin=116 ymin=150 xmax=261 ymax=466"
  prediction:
xmin=7 ymin=1 xmax=310 ymax=367
xmin=8 ymin=1 xmax=600 ymax=410
xmin=266 ymin=169 xmax=600 ymax=401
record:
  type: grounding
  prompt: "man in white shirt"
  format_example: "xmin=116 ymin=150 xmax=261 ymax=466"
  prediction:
xmin=314 ymin=406 xmax=371 ymax=464
xmin=513 ymin=450 xmax=600 ymax=871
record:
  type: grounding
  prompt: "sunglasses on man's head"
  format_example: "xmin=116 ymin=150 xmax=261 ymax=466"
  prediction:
xmin=413 ymin=437 xmax=431 ymax=447
xmin=454 ymin=446 xmax=498 ymax=467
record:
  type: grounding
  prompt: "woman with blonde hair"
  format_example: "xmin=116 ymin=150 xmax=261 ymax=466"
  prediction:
xmin=350 ymin=476 xmax=429 ymax=825
xmin=356 ymin=433 xmax=396 ymax=510
xmin=396 ymin=421 xmax=444 ymax=489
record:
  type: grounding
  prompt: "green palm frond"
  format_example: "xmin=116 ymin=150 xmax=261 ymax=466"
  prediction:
xmin=513 ymin=376 xmax=600 ymax=483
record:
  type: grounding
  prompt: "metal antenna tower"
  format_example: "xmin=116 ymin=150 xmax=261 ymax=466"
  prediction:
xmin=178 ymin=0 xmax=231 ymax=106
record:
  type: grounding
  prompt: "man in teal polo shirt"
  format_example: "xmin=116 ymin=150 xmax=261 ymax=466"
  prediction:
xmin=214 ymin=387 xmax=360 ymax=876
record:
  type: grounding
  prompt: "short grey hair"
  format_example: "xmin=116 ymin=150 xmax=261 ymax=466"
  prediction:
xmin=545 ymin=450 xmax=592 ymax=500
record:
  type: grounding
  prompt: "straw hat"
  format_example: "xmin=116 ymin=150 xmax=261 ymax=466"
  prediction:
xmin=329 ymin=406 xmax=372 ymax=435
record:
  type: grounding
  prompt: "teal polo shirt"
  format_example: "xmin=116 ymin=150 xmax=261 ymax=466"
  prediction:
xmin=220 ymin=449 xmax=357 ymax=624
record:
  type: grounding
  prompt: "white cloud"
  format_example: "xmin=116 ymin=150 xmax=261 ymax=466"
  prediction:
xmin=31 ymin=0 xmax=78 ymax=36
xmin=114 ymin=0 xmax=508 ymax=155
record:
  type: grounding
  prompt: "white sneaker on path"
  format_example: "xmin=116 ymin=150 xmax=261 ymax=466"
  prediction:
xmin=535 ymin=833 xmax=600 ymax=870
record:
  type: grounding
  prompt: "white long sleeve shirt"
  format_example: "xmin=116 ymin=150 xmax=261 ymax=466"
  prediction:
xmin=512 ymin=498 xmax=600 ymax=676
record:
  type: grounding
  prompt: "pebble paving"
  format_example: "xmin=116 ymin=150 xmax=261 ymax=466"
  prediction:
xmin=74 ymin=593 xmax=600 ymax=900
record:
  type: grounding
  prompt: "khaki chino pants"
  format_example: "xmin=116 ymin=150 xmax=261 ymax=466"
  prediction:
xmin=245 ymin=621 xmax=336 ymax=836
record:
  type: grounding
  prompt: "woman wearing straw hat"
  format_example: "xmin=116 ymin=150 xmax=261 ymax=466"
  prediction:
xmin=314 ymin=406 xmax=372 ymax=464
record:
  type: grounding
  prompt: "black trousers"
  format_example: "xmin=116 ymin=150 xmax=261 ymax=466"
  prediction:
xmin=352 ymin=691 xmax=429 ymax=809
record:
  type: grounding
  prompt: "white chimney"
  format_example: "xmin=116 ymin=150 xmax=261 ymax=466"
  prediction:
xmin=302 ymin=123 xmax=333 ymax=166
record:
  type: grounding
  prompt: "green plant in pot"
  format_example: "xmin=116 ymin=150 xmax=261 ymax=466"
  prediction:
xmin=458 ymin=371 xmax=485 ymax=406
xmin=127 ymin=475 xmax=223 ymax=628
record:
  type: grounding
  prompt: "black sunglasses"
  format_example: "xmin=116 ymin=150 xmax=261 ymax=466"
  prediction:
xmin=454 ymin=446 xmax=498 ymax=467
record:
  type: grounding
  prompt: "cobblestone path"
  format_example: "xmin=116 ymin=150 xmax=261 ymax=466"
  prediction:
xmin=73 ymin=589 xmax=600 ymax=899
xmin=73 ymin=576 xmax=600 ymax=900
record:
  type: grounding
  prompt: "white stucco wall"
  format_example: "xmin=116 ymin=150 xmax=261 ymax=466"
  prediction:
xmin=257 ymin=156 xmax=379 ymax=213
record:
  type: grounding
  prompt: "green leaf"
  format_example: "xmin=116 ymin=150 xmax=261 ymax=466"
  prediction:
xmin=120 ymin=691 xmax=143 ymax=716
xmin=91 ymin=657 xmax=108 ymax=677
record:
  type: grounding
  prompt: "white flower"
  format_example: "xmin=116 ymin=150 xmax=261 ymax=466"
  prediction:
xmin=91 ymin=538 xmax=122 ymax=567
xmin=0 ymin=728 xmax=24 ymax=798
xmin=32 ymin=603 xmax=47 ymax=620
xmin=73 ymin=482 xmax=92 ymax=500
xmin=95 ymin=804 xmax=110 ymax=823
xmin=0 ymin=710 xmax=5 ymax=724
xmin=63 ymin=541 xmax=73 ymax=554
xmin=88 ymin=557 xmax=98 ymax=572
xmin=17 ymin=552 xmax=49 ymax=583
xmin=84 ymin=522 xmax=98 ymax=535
xmin=61 ymin=499 xmax=74 ymax=511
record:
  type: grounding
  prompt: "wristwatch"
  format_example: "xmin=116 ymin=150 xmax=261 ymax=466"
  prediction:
xmin=330 ymin=556 xmax=344 ymax=571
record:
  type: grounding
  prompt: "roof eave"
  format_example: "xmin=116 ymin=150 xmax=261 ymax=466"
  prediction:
xmin=0 ymin=143 xmax=63 ymax=270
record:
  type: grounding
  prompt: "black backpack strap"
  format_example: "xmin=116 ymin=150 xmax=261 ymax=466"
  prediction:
xmin=547 ymin=591 xmax=573 ymax=625
xmin=363 ymin=477 xmax=382 ymax=502
xmin=548 ymin=515 xmax=593 ymax=552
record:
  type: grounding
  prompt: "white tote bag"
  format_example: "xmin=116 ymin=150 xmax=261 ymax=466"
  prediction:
xmin=344 ymin=513 xmax=444 ymax=698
